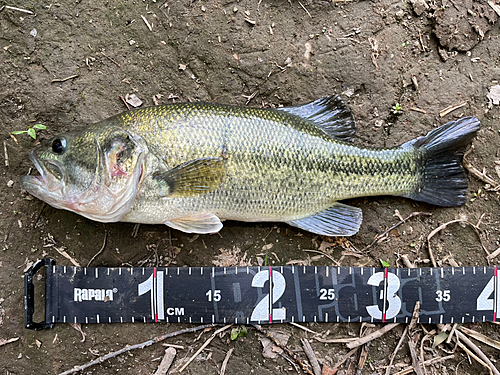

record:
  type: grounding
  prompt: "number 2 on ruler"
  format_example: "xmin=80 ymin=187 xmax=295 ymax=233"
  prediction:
xmin=250 ymin=270 xmax=286 ymax=321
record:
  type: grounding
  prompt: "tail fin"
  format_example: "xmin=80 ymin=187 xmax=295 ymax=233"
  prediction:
xmin=403 ymin=117 xmax=480 ymax=207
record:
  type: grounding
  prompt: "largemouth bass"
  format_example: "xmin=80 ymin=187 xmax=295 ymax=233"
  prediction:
xmin=21 ymin=96 xmax=479 ymax=236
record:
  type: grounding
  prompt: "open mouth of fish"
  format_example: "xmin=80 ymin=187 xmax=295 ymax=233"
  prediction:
xmin=22 ymin=151 xmax=66 ymax=195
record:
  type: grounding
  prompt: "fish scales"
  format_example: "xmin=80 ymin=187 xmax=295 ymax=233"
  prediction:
xmin=21 ymin=96 xmax=480 ymax=236
xmin=111 ymin=103 xmax=420 ymax=222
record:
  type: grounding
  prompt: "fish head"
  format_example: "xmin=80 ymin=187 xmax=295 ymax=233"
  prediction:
xmin=21 ymin=126 xmax=148 ymax=222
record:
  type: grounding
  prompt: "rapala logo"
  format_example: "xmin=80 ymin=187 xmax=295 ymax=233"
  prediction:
xmin=74 ymin=287 xmax=116 ymax=302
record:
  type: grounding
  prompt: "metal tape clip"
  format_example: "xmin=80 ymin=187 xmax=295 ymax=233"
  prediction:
xmin=24 ymin=258 xmax=56 ymax=330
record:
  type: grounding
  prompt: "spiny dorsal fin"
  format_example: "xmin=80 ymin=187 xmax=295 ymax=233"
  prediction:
xmin=153 ymin=157 xmax=225 ymax=198
xmin=275 ymin=95 xmax=355 ymax=142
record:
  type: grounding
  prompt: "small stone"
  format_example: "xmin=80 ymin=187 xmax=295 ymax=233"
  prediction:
xmin=129 ymin=40 xmax=136 ymax=46
xmin=7 ymin=180 xmax=14 ymax=188
xmin=30 ymin=28 xmax=37 ymax=37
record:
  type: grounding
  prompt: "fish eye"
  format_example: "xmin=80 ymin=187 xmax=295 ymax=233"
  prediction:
xmin=51 ymin=137 xmax=67 ymax=154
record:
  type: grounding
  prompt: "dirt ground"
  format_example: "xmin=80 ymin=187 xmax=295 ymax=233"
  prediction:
xmin=1 ymin=0 xmax=500 ymax=374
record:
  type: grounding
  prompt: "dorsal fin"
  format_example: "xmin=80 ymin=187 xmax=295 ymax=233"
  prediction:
xmin=275 ymin=95 xmax=355 ymax=142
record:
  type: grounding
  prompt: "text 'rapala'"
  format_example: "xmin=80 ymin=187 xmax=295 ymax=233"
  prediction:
xmin=74 ymin=288 xmax=114 ymax=302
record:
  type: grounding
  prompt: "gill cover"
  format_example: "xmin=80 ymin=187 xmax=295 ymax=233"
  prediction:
xmin=74 ymin=128 xmax=148 ymax=222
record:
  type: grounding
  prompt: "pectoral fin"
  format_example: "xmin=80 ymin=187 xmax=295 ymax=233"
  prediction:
xmin=165 ymin=213 xmax=223 ymax=234
xmin=286 ymin=203 xmax=362 ymax=236
xmin=153 ymin=157 xmax=225 ymax=198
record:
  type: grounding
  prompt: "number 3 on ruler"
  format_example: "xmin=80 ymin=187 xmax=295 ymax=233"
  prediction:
xmin=366 ymin=272 xmax=401 ymax=320
xmin=250 ymin=270 xmax=286 ymax=321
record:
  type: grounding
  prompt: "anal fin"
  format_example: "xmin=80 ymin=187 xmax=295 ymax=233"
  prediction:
xmin=286 ymin=203 xmax=362 ymax=236
xmin=165 ymin=213 xmax=223 ymax=234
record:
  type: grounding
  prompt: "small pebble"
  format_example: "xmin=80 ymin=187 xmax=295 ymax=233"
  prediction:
xmin=7 ymin=180 xmax=14 ymax=188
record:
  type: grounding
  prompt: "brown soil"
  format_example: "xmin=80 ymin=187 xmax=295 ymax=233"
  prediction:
xmin=1 ymin=0 xmax=499 ymax=374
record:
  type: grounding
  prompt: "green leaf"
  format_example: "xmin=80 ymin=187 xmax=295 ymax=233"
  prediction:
xmin=230 ymin=326 xmax=248 ymax=341
xmin=380 ymin=259 xmax=390 ymax=268
xmin=33 ymin=124 xmax=46 ymax=130
xmin=28 ymin=127 xmax=36 ymax=139
xmin=230 ymin=328 xmax=240 ymax=341
xmin=11 ymin=130 xmax=27 ymax=135
xmin=238 ymin=326 xmax=247 ymax=337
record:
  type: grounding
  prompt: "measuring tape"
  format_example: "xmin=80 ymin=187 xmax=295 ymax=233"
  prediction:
xmin=24 ymin=258 xmax=500 ymax=330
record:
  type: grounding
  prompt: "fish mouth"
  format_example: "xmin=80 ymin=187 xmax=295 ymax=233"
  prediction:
xmin=21 ymin=151 xmax=66 ymax=199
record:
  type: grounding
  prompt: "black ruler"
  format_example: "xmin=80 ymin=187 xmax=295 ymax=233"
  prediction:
xmin=24 ymin=258 xmax=500 ymax=330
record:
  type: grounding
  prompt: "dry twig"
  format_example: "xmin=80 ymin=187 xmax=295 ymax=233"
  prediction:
xmin=463 ymin=148 xmax=499 ymax=189
xmin=0 ymin=337 xmax=19 ymax=347
xmin=439 ymin=102 xmax=467 ymax=117
xmin=220 ymin=348 xmax=234 ymax=375
xmin=87 ymin=226 xmax=108 ymax=267
xmin=363 ymin=212 xmax=432 ymax=251
xmin=408 ymin=337 xmax=425 ymax=375
xmin=347 ymin=323 xmax=400 ymax=349
xmin=58 ymin=324 xmax=216 ymax=375
xmin=153 ymin=347 xmax=176 ymax=375
xmin=385 ymin=302 xmax=420 ymax=375
xmin=179 ymin=324 xmax=232 ymax=372
xmin=392 ymin=355 xmax=455 ymax=375
xmin=459 ymin=326 xmax=500 ymax=351
xmin=0 ymin=5 xmax=34 ymax=14
xmin=289 ymin=322 xmax=319 ymax=335
xmin=427 ymin=218 xmax=489 ymax=267
xmin=303 ymin=249 xmax=340 ymax=265
xmin=3 ymin=140 xmax=8 ymax=167
xmin=455 ymin=330 xmax=500 ymax=375
xmin=51 ymin=75 xmax=79 ymax=83
xmin=301 ymin=339 xmax=321 ymax=375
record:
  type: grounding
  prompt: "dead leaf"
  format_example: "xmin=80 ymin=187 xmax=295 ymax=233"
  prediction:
xmin=322 ymin=365 xmax=338 ymax=375
xmin=125 ymin=94 xmax=143 ymax=108
xmin=487 ymin=85 xmax=500 ymax=108
xmin=260 ymin=331 xmax=290 ymax=359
